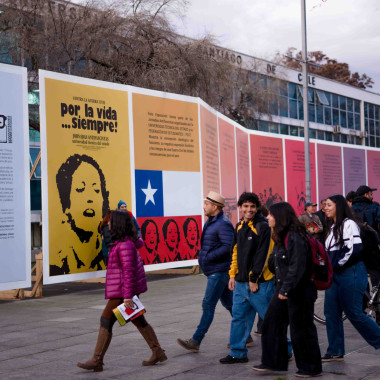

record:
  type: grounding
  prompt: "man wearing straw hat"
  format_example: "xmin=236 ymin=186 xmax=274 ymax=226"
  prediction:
xmin=177 ymin=191 xmax=234 ymax=352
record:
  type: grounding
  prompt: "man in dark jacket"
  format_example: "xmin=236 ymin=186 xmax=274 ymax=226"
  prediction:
xmin=177 ymin=191 xmax=234 ymax=352
xmin=315 ymin=199 xmax=327 ymax=229
xmin=352 ymin=185 xmax=380 ymax=325
xmin=352 ymin=186 xmax=380 ymax=235
xmin=219 ymin=192 xmax=275 ymax=363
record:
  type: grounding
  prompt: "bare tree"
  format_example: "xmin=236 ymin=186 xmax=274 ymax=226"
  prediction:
xmin=275 ymin=47 xmax=374 ymax=89
xmin=0 ymin=0 xmax=279 ymax=129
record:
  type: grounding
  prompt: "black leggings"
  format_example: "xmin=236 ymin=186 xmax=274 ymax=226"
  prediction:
xmin=100 ymin=298 xmax=148 ymax=332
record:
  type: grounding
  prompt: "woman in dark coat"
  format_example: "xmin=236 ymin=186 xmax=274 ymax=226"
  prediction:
xmin=77 ymin=211 xmax=167 ymax=372
xmin=253 ymin=202 xmax=322 ymax=378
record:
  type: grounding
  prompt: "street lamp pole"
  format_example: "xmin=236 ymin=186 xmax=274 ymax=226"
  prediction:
xmin=301 ymin=0 xmax=311 ymax=202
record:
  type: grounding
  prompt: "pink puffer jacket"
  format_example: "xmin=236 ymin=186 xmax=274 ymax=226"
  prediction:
xmin=105 ymin=237 xmax=147 ymax=299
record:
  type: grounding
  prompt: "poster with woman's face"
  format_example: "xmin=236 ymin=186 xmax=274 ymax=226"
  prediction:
xmin=40 ymin=72 xmax=131 ymax=284
xmin=137 ymin=216 xmax=202 ymax=265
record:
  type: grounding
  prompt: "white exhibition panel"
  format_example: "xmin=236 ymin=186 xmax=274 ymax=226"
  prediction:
xmin=0 ymin=63 xmax=31 ymax=291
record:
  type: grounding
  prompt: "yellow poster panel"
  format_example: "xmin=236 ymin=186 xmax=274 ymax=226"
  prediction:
xmin=133 ymin=93 xmax=200 ymax=171
xmin=45 ymin=78 xmax=130 ymax=278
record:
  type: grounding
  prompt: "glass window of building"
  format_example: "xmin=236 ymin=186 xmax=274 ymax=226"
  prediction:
xmin=333 ymin=109 xmax=339 ymax=125
xmin=280 ymin=124 xmax=289 ymax=135
xmin=290 ymin=125 xmax=298 ymax=136
xmin=325 ymin=132 xmax=333 ymax=141
xmin=258 ymin=120 xmax=269 ymax=132
xmin=309 ymin=103 xmax=315 ymax=122
xmin=324 ymin=107 xmax=332 ymax=125
xmin=339 ymin=96 xmax=346 ymax=110
xmin=340 ymin=110 xmax=347 ymax=128
xmin=298 ymin=101 xmax=304 ymax=120
xmin=269 ymin=123 xmax=279 ymax=134
xmin=332 ymin=94 xmax=339 ymax=108
xmin=316 ymin=104 xmax=324 ymax=124
xmin=279 ymin=96 xmax=288 ymax=117
xmin=354 ymin=100 xmax=360 ymax=114
xmin=288 ymin=83 xmax=297 ymax=99
xmin=364 ymin=102 xmax=380 ymax=147
xmin=298 ymin=86 xmax=312 ymax=102
xmin=317 ymin=130 xmax=325 ymax=140
xmin=316 ymin=90 xmax=330 ymax=106
xmin=289 ymin=99 xmax=297 ymax=118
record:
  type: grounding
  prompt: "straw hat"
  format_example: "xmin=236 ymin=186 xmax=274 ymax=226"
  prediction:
xmin=204 ymin=191 xmax=225 ymax=208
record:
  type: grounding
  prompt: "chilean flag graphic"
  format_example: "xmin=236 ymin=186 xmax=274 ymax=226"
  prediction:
xmin=135 ymin=170 xmax=202 ymax=217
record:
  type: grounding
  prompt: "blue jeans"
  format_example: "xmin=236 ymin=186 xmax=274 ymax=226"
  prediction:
xmin=325 ymin=261 xmax=380 ymax=355
xmin=229 ymin=279 xmax=275 ymax=358
xmin=192 ymin=272 xmax=233 ymax=344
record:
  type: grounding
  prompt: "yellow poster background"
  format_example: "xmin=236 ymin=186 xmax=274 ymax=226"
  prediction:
xmin=133 ymin=93 xmax=200 ymax=171
xmin=45 ymin=79 xmax=131 ymax=276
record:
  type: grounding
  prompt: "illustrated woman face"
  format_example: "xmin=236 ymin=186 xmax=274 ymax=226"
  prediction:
xmin=186 ymin=220 xmax=198 ymax=246
xmin=145 ymin=222 xmax=158 ymax=251
xmin=166 ymin=222 xmax=179 ymax=249
xmin=66 ymin=162 xmax=103 ymax=232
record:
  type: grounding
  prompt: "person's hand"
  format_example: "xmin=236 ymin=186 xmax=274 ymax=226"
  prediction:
xmin=278 ymin=294 xmax=288 ymax=300
xmin=123 ymin=298 xmax=134 ymax=309
xmin=228 ymin=278 xmax=235 ymax=291
xmin=249 ymin=281 xmax=259 ymax=293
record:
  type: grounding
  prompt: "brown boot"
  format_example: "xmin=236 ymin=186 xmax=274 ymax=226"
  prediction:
xmin=137 ymin=324 xmax=167 ymax=366
xmin=77 ymin=327 xmax=112 ymax=372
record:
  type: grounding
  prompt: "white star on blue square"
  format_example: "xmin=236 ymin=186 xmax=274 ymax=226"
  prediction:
xmin=135 ymin=170 xmax=164 ymax=217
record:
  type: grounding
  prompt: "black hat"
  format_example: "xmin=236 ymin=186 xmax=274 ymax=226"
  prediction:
xmin=305 ymin=201 xmax=317 ymax=210
xmin=356 ymin=185 xmax=377 ymax=196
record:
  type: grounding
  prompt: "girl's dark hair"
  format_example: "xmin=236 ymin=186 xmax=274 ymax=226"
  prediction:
xmin=325 ymin=194 xmax=358 ymax=247
xmin=99 ymin=210 xmax=111 ymax=233
xmin=110 ymin=210 xmax=137 ymax=242
xmin=346 ymin=191 xmax=356 ymax=203
xmin=269 ymin=202 xmax=308 ymax=244
xmin=260 ymin=204 xmax=269 ymax=217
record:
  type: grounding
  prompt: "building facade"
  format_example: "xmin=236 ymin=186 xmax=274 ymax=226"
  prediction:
xmin=1 ymin=0 xmax=380 ymax=248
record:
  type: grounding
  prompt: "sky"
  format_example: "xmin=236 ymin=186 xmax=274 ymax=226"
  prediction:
xmin=172 ymin=0 xmax=380 ymax=94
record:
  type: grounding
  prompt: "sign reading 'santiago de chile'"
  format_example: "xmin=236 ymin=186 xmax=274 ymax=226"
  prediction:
xmin=200 ymin=46 xmax=243 ymax=65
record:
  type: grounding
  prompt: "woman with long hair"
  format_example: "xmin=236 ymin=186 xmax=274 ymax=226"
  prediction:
xmin=253 ymin=202 xmax=321 ymax=378
xmin=77 ymin=210 xmax=167 ymax=372
xmin=99 ymin=210 xmax=112 ymax=266
xmin=322 ymin=194 xmax=380 ymax=361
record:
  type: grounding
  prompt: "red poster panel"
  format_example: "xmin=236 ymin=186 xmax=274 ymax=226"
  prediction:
xmin=236 ymin=128 xmax=250 ymax=195
xmin=343 ymin=147 xmax=366 ymax=194
xmin=317 ymin=144 xmax=343 ymax=201
xmin=218 ymin=118 xmax=238 ymax=226
xmin=285 ymin=140 xmax=317 ymax=215
xmin=251 ymin=135 xmax=285 ymax=208
xmin=367 ymin=150 xmax=380 ymax=203
xmin=137 ymin=215 xmax=202 ymax=265
xmin=200 ymin=106 xmax=220 ymax=196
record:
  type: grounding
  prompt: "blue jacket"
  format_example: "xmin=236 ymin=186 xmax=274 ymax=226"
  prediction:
xmin=198 ymin=210 xmax=234 ymax=276
xmin=352 ymin=196 xmax=380 ymax=237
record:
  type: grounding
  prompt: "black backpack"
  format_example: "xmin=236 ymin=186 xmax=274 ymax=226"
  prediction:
xmin=360 ymin=223 xmax=380 ymax=271
xmin=353 ymin=204 xmax=370 ymax=224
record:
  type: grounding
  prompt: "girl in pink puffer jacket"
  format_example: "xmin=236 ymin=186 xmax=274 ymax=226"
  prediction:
xmin=77 ymin=211 xmax=167 ymax=372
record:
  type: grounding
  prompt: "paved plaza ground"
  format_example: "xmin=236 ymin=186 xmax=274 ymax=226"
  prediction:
xmin=1 ymin=274 xmax=380 ymax=379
